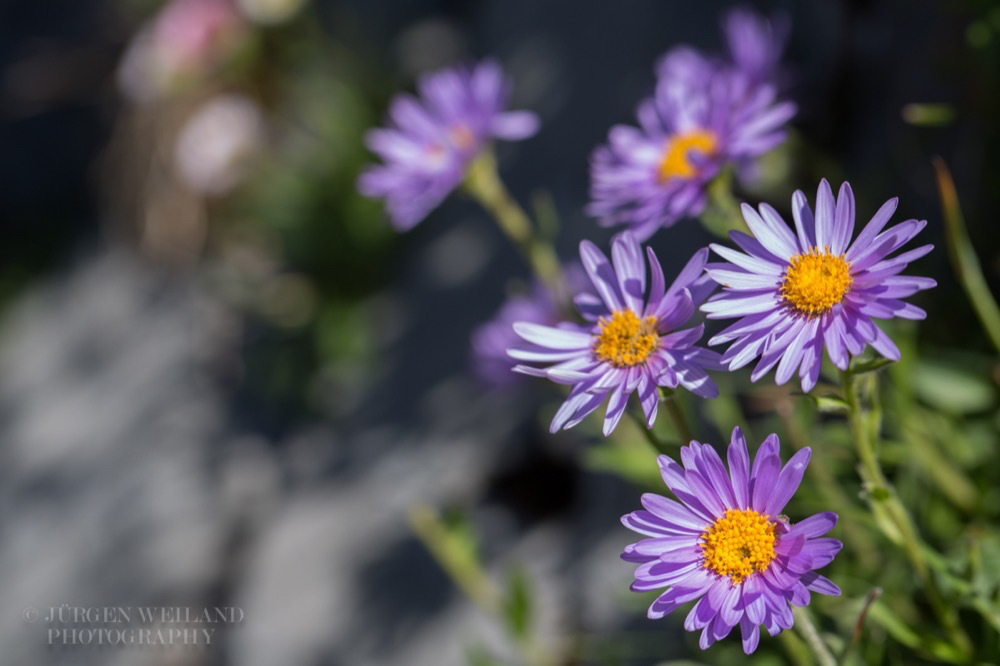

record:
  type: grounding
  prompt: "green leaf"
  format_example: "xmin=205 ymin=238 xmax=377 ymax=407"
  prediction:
xmin=583 ymin=439 xmax=664 ymax=489
xmin=912 ymin=358 xmax=996 ymax=414
xmin=868 ymin=602 xmax=969 ymax=663
xmin=502 ymin=567 xmax=533 ymax=640
xmin=849 ymin=357 xmax=896 ymax=375
xmin=934 ymin=158 xmax=1000 ymax=354
xmin=812 ymin=394 xmax=850 ymax=414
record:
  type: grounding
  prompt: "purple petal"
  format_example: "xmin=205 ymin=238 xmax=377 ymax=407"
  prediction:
xmin=622 ymin=509 xmax=701 ymax=537
xmin=750 ymin=453 xmax=780 ymax=514
xmin=645 ymin=247 xmax=667 ymax=311
xmin=846 ymin=196 xmax=898 ymax=261
xmin=741 ymin=615 xmax=761 ymax=654
xmin=512 ymin=322 xmax=591 ymax=349
xmin=710 ymin=243 xmax=784 ymax=275
xmin=603 ymin=380 xmax=631 ymax=436
xmin=667 ymin=248 xmax=710 ymax=298
xmin=800 ymin=571 xmax=841 ymax=596
xmin=800 ymin=538 xmax=842 ymax=568
xmin=685 ymin=594 xmax=718 ymax=631
xmin=787 ymin=512 xmax=838 ymax=539
xmin=491 ymin=111 xmax=540 ymax=139
xmin=831 ymin=181 xmax=856 ymax=255
xmin=611 ymin=232 xmax=647 ymax=313
xmin=822 ymin=314 xmax=850 ymax=370
xmin=790 ymin=189 xmax=816 ymax=250
xmin=702 ymin=292 xmax=781 ymax=317
xmin=814 ymin=179 xmax=835 ymax=250
xmin=741 ymin=203 xmax=797 ymax=260
xmin=641 ymin=493 xmax=709 ymax=531
xmin=579 ymin=240 xmax=624 ymax=312
xmin=727 ymin=427 xmax=752 ymax=509
xmin=763 ymin=447 xmax=811 ymax=516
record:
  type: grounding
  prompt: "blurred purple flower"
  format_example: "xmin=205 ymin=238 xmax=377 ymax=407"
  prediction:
xmin=701 ymin=179 xmax=935 ymax=392
xmin=588 ymin=10 xmax=795 ymax=240
xmin=118 ymin=0 xmax=246 ymax=103
xmin=358 ymin=60 xmax=539 ymax=231
xmin=471 ymin=265 xmax=590 ymax=388
xmin=508 ymin=232 xmax=719 ymax=436
xmin=622 ymin=428 xmax=841 ymax=654
xmin=723 ymin=6 xmax=790 ymax=88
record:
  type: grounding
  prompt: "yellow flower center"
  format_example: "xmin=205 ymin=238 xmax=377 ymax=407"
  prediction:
xmin=593 ymin=309 xmax=659 ymax=367
xmin=658 ymin=129 xmax=719 ymax=182
xmin=449 ymin=125 xmax=475 ymax=151
xmin=780 ymin=247 xmax=853 ymax=317
xmin=701 ymin=508 xmax=777 ymax=584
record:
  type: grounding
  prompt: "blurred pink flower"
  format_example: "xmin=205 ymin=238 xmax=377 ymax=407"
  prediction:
xmin=118 ymin=0 xmax=247 ymax=103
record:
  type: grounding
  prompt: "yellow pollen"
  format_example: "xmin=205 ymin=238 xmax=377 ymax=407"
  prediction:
xmin=657 ymin=129 xmax=719 ymax=182
xmin=701 ymin=508 xmax=777 ymax=584
xmin=780 ymin=247 xmax=853 ymax=317
xmin=593 ymin=309 xmax=659 ymax=368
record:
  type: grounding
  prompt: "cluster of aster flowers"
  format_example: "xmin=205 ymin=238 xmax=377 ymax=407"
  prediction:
xmin=509 ymin=184 xmax=934 ymax=430
xmin=587 ymin=8 xmax=796 ymax=240
xmin=357 ymin=6 xmax=941 ymax=657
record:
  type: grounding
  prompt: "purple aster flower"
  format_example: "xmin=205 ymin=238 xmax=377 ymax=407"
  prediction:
xmin=701 ymin=179 xmax=936 ymax=392
xmin=622 ymin=428 xmax=842 ymax=654
xmin=471 ymin=264 xmax=590 ymax=388
xmin=358 ymin=60 xmax=539 ymax=231
xmin=587 ymin=31 xmax=795 ymax=240
xmin=508 ymin=232 xmax=720 ymax=436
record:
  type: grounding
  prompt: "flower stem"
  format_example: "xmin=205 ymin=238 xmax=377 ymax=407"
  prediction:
xmin=699 ymin=167 xmax=751 ymax=240
xmin=628 ymin=408 xmax=672 ymax=455
xmin=660 ymin=388 xmax=695 ymax=444
xmin=792 ymin=606 xmax=837 ymax=666
xmin=776 ymin=395 xmax=878 ymax=567
xmin=840 ymin=368 xmax=972 ymax=657
xmin=464 ymin=150 xmax=567 ymax=302
xmin=409 ymin=505 xmax=556 ymax=666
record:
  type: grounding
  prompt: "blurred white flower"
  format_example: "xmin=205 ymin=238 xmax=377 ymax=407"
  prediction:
xmin=174 ymin=94 xmax=264 ymax=195
xmin=118 ymin=0 xmax=246 ymax=103
xmin=236 ymin=0 xmax=306 ymax=26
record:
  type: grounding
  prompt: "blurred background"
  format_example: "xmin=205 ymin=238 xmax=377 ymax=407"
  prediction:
xmin=0 ymin=0 xmax=998 ymax=664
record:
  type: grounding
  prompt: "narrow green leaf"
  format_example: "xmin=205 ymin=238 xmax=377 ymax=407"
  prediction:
xmin=912 ymin=358 xmax=996 ymax=414
xmin=812 ymin=394 xmax=850 ymax=414
xmin=503 ymin=567 xmax=533 ymax=640
xmin=849 ymin=357 xmax=896 ymax=375
xmin=933 ymin=157 xmax=1000 ymax=354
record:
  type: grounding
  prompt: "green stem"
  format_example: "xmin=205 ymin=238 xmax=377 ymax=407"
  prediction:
xmin=628 ymin=408 xmax=672 ymax=455
xmin=776 ymin=397 xmax=878 ymax=568
xmin=409 ymin=506 xmax=555 ymax=666
xmin=792 ymin=606 xmax=838 ymax=666
xmin=840 ymin=368 xmax=972 ymax=657
xmin=660 ymin=388 xmax=695 ymax=444
xmin=464 ymin=151 xmax=567 ymax=303
xmin=933 ymin=158 xmax=1000 ymax=354
xmin=699 ymin=168 xmax=752 ymax=240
